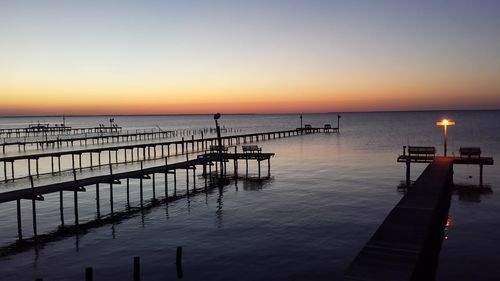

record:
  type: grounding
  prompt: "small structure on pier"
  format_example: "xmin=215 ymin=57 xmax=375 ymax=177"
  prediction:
xmin=398 ymin=146 xmax=494 ymax=187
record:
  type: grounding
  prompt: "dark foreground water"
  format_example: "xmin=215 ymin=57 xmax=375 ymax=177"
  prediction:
xmin=0 ymin=111 xmax=499 ymax=280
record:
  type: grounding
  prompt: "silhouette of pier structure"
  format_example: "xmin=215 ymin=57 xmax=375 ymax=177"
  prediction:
xmin=344 ymin=147 xmax=494 ymax=281
xmin=298 ymin=123 xmax=339 ymax=133
xmin=0 ymin=124 xmax=121 ymax=138
xmin=0 ymin=148 xmax=274 ymax=245
xmin=0 ymin=125 xmax=339 ymax=246
xmin=1 ymin=128 xmax=176 ymax=153
xmin=398 ymin=146 xmax=494 ymax=187
xmin=0 ymin=128 xmax=332 ymax=182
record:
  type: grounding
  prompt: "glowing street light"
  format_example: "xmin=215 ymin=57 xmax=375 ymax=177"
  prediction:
xmin=436 ymin=118 xmax=455 ymax=156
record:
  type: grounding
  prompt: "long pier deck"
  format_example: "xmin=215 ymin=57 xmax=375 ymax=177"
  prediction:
xmin=345 ymin=150 xmax=494 ymax=281
xmin=0 ymin=128 xmax=331 ymax=182
xmin=0 ymin=152 xmax=274 ymax=204
xmin=0 ymin=126 xmax=338 ymax=245
xmin=344 ymin=157 xmax=455 ymax=281
xmin=1 ymin=129 xmax=175 ymax=153
xmin=0 ymin=150 xmax=274 ymax=244
xmin=0 ymin=125 xmax=121 ymax=138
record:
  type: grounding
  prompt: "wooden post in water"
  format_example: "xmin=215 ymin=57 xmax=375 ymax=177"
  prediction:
xmin=73 ymin=169 xmax=79 ymax=226
xmin=176 ymin=246 xmax=184 ymax=279
xmin=109 ymin=164 xmax=114 ymax=215
xmin=406 ymin=157 xmax=411 ymax=187
xmin=186 ymin=154 xmax=190 ymax=196
xmin=165 ymin=158 xmax=169 ymax=201
xmin=152 ymin=173 xmax=156 ymax=201
xmin=267 ymin=158 xmax=271 ymax=178
xmin=126 ymin=178 xmax=130 ymax=210
xmin=480 ymin=164 xmax=484 ymax=187
xmin=85 ymin=267 xmax=93 ymax=281
xmin=79 ymin=154 xmax=83 ymax=171
xmin=133 ymin=256 xmax=141 ymax=281
xmin=59 ymin=190 xmax=64 ymax=227
xmin=245 ymin=157 xmax=249 ymax=179
xmin=3 ymin=161 xmax=7 ymax=182
xmin=16 ymin=199 xmax=22 ymax=240
xmin=51 ymin=156 xmax=54 ymax=174
xmin=258 ymin=160 xmax=261 ymax=179
xmin=140 ymin=161 xmax=144 ymax=208
xmin=30 ymin=176 xmax=38 ymax=239
xmin=96 ymin=183 xmax=101 ymax=219
xmin=173 ymin=169 xmax=177 ymax=197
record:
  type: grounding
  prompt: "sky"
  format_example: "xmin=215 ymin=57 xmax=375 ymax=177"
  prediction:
xmin=1 ymin=0 xmax=499 ymax=115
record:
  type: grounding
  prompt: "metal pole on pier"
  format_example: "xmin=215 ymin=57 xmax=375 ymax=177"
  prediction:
xmin=436 ymin=119 xmax=455 ymax=157
xmin=214 ymin=113 xmax=224 ymax=179
xmin=337 ymin=114 xmax=341 ymax=132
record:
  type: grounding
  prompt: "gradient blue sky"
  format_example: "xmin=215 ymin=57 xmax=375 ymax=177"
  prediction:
xmin=1 ymin=0 xmax=499 ymax=114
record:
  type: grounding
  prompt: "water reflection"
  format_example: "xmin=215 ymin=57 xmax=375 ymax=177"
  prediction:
xmin=242 ymin=177 xmax=274 ymax=191
xmin=216 ymin=187 xmax=223 ymax=228
xmin=453 ymin=184 xmax=493 ymax=202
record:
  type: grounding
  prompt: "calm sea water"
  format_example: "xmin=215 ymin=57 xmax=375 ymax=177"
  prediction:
xmin=0 ymin=111 xmax=499 ymax=280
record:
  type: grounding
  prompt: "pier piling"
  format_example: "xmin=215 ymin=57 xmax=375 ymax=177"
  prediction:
xmin=176 ymin=246 xmax=184 ymax=279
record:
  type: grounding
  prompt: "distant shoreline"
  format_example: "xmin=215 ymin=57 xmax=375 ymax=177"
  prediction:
xmin=0 ymin=108 xmax=499 ymax=118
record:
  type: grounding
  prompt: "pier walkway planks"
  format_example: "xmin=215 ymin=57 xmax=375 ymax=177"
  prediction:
xmin=0 ymin=152 xmax=275 ymax=204
xmin=344 ymin=157 xmax=454 ymax=281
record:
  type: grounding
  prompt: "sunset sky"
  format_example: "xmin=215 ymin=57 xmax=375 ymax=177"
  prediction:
xmin=1 ymin=0 xmax=499 ymax=115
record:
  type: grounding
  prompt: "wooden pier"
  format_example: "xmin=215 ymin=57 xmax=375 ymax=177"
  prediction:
xmin=0 ymin=125 xmax=121 ymax=138
xmin=344 ymin=148 xmax=494 ymax=281
xmin=398 ymin=146 xmax=494 ymax=187
xmin=0 ymin=125 xmax=339 ymax=245
xmin=344 ymin=157 xmax=455 ymax=281
xmin=0 ymin=127 xmax=242 ymax=153
xmin=0 ymin=128 xmax=332 ymax=182
xmin=0 ymin=122 xmax=339 ymax=254
xmin=0 ymin=150 xmax=274 ymax=244
xmin=1 ymin=129 xmax=175 ymax=153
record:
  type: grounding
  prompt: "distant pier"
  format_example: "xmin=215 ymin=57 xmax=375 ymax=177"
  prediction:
xmin=0 ymin=125 xmax=121 ymax=138
xmin=1 ymin=128 xmax=334 ymax=182
xmin=0 ymin=125 xmax=338 ymax=247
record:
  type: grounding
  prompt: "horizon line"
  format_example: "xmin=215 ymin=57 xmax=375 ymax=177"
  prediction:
xmin=0 ymin=108 xmax=499 ymax=118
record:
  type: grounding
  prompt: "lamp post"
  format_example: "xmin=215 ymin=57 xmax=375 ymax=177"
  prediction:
xmin=214 ymin=113 xmax=224 ymax=178
xmin=436 ymin=118 xmax=455 ymax=156
xmin=300 ymin=114 xmax=303 ymax=129
xmin=337 ymin=114 xmax=341 ymax=131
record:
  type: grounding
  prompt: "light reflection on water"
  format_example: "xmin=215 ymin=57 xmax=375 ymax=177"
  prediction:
xmin=0 ymin=111 xmax=499 ymax=280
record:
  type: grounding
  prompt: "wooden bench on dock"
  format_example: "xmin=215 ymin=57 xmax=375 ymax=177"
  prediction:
xmin=408 ymin=146 xmax=436 ymax=157
xmin=208 ymin=145 xmax=228 ymax=152
xmin=242 ymin=145 xmax=262 ymax=153
xmin=460 ymin=147 xmax=481 ymax=158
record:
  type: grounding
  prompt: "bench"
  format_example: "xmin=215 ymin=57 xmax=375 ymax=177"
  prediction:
xmin=209 ymin=145 xmax=228 ymax=152
xmin=460 ymin=147 xmax=481 ymax=158
xmin=408 ymin=146 xmax=436 ymax=157
xmin=304 ymin=124 xmax=312 ymax=129
xmin=324 ymin=124 xmax=332 ymax=129
xmin=242 ymin=145 xmax=262 ymax=153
